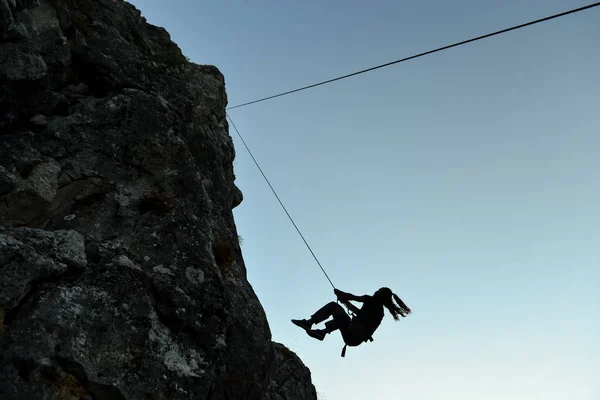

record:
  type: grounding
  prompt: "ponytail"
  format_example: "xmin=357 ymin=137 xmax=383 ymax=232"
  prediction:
xmin=392 ymin=293 xmax=411 ymax=318
xmin=382 ymin=292 xmax=411 ymax=321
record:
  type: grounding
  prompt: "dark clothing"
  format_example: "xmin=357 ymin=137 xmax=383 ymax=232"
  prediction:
xmin=311 ymin=299 xmax=384 ymax=346
xmin=353 ymin=295 xmax=384 ymax=341
xmin=311 ymin=302 xmax=365 ymax=346
xmin=306 ymin=290 xmax=395 ymax=357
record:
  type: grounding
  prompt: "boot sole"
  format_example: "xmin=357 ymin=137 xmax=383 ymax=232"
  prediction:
xmin=291 ymin=320 xmax=312 ymax=330
xmin=306 ymin=330 xmax=325 ymax=341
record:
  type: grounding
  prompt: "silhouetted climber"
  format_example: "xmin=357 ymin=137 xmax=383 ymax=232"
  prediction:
xmin=292 ymin=287 xmax=411 ymax=357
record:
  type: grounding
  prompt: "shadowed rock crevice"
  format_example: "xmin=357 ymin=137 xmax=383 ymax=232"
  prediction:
xmin=0 ymin=0 xmax=316 ymax=399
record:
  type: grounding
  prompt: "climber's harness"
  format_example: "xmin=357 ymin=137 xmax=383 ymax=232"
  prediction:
xmin=337 ymin=300 xmax=374 ymax=358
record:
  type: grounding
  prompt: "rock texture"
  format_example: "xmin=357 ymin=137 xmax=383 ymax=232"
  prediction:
xmin=0 ymin=1 xmax=317 ymax=399
xmin=262 ymin=344 xmax=319 ymax=400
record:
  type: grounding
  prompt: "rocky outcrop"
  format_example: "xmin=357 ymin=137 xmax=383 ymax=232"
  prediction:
xmin=0 ymin=0 xmax=317 ymax=399
xmin=262 ymin=344 xmax=319 ymax=400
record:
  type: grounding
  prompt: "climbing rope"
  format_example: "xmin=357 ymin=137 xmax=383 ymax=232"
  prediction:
xmin=228 ymin=114 xmax=359 ymax=317
xmin=227 ymin=113 xmax=336 ymax=290
xmin=227 ymin=2 xmax=600 ymax=110
xmin=228 ymin=114 xmax=357 ymax=317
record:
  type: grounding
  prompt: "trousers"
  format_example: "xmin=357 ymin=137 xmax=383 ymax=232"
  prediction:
xmin=311 ymin=302 xmax=364 ymax=346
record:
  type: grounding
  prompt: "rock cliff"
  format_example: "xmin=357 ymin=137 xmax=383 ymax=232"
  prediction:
xmin=0 ymin=0 xmax=317 ymax=399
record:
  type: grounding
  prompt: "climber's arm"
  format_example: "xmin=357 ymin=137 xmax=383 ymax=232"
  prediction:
xmin=340 ymin=299 xmax=361 ymax=315
xmin=334 ymin=289 xmax=370 ymax=303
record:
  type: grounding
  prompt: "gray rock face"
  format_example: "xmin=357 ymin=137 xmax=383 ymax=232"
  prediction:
xmin=0 ymin=227 xmax=86 ymax=310
xmin=262 ymin=344 xmax=319 ymax=400
xmin=0 ymin=0 xmax=317 ymax=399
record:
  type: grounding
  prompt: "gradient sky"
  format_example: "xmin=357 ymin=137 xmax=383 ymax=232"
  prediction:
xmin=128 ymin=1 xmax=599 ymax=399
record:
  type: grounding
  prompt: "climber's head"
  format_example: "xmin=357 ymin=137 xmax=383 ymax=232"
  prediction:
xmin=374 ymin=287 xmax=411 ymax=321
xmin=374 ymin=287 xmax=393 ymax=300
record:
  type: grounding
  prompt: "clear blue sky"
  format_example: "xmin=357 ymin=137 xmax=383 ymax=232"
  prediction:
xmin=129 ymin=1 xmax=599 ymax=398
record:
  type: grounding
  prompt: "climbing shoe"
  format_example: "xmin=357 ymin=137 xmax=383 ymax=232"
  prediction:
xmin=291 ymin=319 xmax=312 ymax=330
xmin=306 ymin=329 xmax=326 ymax=341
